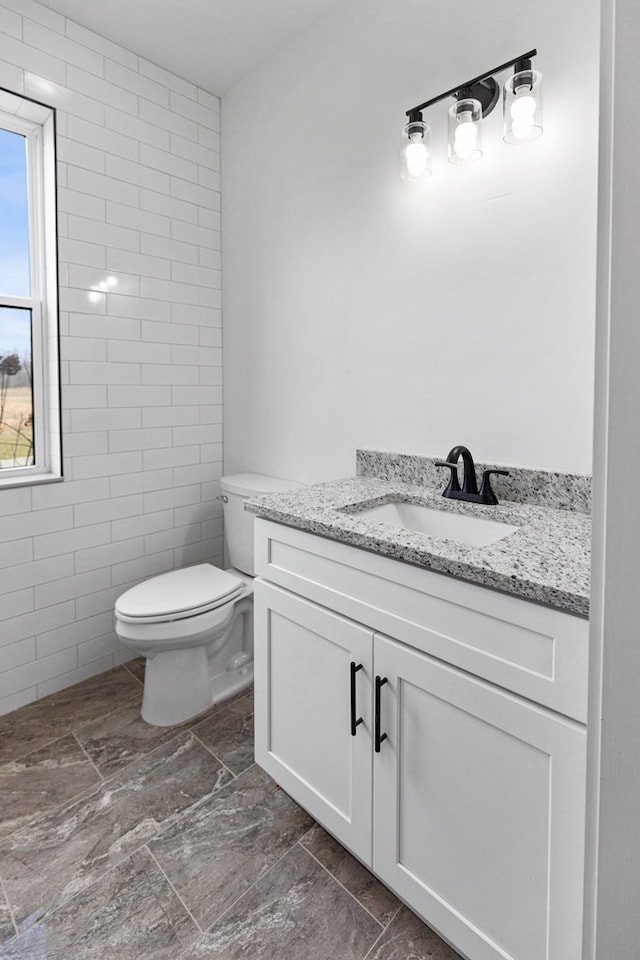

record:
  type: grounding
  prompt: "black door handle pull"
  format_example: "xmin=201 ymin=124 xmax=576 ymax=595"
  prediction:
xmin=350 ymin=662 xmax=363 ymax=736
xmin=375 ymin=676 xmax=388 ymax=752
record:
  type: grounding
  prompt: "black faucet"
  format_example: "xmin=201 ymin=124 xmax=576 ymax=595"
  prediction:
xmin=435 ymin=445 xmax=510 ymax=506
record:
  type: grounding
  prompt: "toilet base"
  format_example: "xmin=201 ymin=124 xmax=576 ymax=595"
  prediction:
xmin=141 ymin=648 xmax=253 ymax=726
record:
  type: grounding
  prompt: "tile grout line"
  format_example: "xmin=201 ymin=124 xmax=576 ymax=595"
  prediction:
xmin=71 ymin=731 xmax=105 ymax=781
xmin=145 ymin=845 xmax=204 ymax=935
xmin=122 ymin=660 xmax=145 ymax=687
xmin=0 ymin=747 xmax=110 ymax=846
xmin=0 ymin=867 xmax=19 ymax=942
xmin=189 ymin=819 xmax=308 ymax=937
xmin=189 ymin=731 xmax=238 ymax=780
xmin=0 ymin=680 xmax=143 ymax=771
xmin=297 ymin=840 xmax=384 ymax=931
xmin=96 ymin=727 xmax=205 ymax=784
xmin=361 ymin=903 xmax=405 ymax=960
xmin=4 ymin=816 xmax=216 ymax=950
xmin=387 ymin=902 xmax=404 ymax=927
xmin=0 ymin=722 xmax=188 ymax=846
xmin=68 ymin=694 xmax=143 ymax=740
xmin=0 ymin=732 xmax=233 ymax=944
xmin=5 ymin=714 xmax=244 ymax=942
xmin=3 ymin=842 xmax=145 ymax=945
xmin=0 ymin=732 xmax=71 ymax=770
xmin=81 ymin=723 xmax=196 ymax=783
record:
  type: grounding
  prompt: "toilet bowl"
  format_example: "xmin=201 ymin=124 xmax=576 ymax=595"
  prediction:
xmin=115 ymin=472 xmax=303 ymax=726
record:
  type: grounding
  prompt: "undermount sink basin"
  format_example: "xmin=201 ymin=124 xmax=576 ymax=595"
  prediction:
xmin=355 ymin=501 xmax=518 ymax=547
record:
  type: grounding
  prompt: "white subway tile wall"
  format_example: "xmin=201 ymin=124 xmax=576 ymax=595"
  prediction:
xmin=0 ymin=0 xmax=223 ymax=716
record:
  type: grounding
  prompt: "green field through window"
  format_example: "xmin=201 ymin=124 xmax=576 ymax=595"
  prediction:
xmin=0 ymin=307 xmax=34 ymax=468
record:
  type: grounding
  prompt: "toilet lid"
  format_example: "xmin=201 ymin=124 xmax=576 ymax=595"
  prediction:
xmin=115 ymin=564 xmax=244 ymax=621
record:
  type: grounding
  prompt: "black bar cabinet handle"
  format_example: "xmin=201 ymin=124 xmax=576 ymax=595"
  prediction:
xmin=375 ymin=676 xmax=388 ymax=752
xmin=350 ymin=662 xmax=363 ymax=736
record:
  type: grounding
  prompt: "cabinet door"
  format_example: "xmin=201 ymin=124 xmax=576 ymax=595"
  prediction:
xmin=253 ymin=579 xmax=374 ymax=864
xmin=373 ymin=634 xmax=586 ymax=960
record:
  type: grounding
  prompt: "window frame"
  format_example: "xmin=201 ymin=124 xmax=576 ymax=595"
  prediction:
xmin=0 ymin=88 xmax=61 ymax=488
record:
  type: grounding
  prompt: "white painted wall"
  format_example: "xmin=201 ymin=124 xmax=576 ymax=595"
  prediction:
xmin=222 ymin=0 xmax=600 ymax=481
xmin=0 ymin=0 xmax=222 ymax=716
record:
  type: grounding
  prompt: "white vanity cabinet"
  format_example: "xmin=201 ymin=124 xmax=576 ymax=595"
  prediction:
xmin=253 ymin=519 xmax=589 ymax=960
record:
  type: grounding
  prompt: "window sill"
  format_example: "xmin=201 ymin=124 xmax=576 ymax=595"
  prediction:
xmin=0 ymin=470 xmax=63 ymax=490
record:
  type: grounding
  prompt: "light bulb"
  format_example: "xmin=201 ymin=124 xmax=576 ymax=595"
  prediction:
xmin=400 ymin=118 xmax=432 ymax=181
xmin=511 ymin=90 xmax=536 ymax=121
xmin=454 ymin=116 xmax=478 ymax=160
xmin=448 ymin=98 xmax=482 ymax=164
xmin=404 ymin=137 xmax=429 ymax=177
xmin=503 ymin=69 xmax=543 ymax=144
xmin=510 ymin=88 xmax=536 ymax=140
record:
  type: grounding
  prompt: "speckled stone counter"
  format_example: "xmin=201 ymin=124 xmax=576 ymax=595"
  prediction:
xmin=245 ymin=451 xmax=591 ymax=618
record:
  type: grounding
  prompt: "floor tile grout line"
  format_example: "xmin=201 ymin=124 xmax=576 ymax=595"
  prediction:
xmin=71 ymin=731 xmax=105 ymax=781
xmin=0 ymin=731 xmax=73 ymax=770
xmin=0 ymin=727 xmax=197 ymax=847
xmin=0 ymin=677 xmax=269 ymax=947
xmin=297 ymin=821 xmax=321 ymax=845
xmin=388 ymin=901 xmax=404 ymax=926
xmin=172 ymin=823 xmax=385 ymax=950
xmin=0 ymin=739 xmax=219 ymax=934
xmin=145 ymin=845 xmax=204 ymax=936
xmin=7 ymin=752 xmax=249 ymax=948
xmin=3 ymin=735 xmax=235 ymax=949
xmin=0 ymin=751 xmax=111 ymax=846
xmin=297 ymin=840 xmax=384 ymax=931
xmin=70 ymin=692 xmax=144 ymax=740
xmin=190 ymin=731 xmax=238 ymax=780
xmin=191 ymin=824 xmax=307 ymax=936
xmin=361 ymin=903 xmax=405 ymax=960
xmin=0 ymin=867 xmax=19 ymax=941
xmin=122 ymin=660 xmax=145 ymax=687
xmin=362 ymin=926 xmax=388 ymax=960
xmin=0 ymin=690 xmax=144 ymax=772
xmin=87 ymin=723 xmax=206 ymax=785
xmin=5 ymin=840 xmax=159 ymax=944
xmin=75 ymin=726 xmax=192 ymax=784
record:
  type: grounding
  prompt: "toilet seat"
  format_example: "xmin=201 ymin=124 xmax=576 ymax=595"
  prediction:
xmin=115 ymin=564 xmax=244 ymax=624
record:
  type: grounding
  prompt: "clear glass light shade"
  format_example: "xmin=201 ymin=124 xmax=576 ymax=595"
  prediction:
xmin=400 ymin=120 xmax=432 ymax=181
xmin=503 ymin=70 xmax=543 ymax=143
xmin=448 ymin=98 xmax=483 ymax=164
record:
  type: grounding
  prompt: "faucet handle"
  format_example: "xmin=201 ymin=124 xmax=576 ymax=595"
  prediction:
xmin=479 ymin=469 xmax=510 ymax=505
xmin=435 ymin=460 xmax=461 ymax=496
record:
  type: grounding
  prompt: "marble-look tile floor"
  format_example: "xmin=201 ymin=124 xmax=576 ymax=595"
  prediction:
xmin=0 ymin=662 xmax=463 ymax=960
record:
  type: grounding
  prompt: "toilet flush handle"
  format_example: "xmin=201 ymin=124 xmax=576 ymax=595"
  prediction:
xmin=216 ymin=495 xmax=229 ymax=503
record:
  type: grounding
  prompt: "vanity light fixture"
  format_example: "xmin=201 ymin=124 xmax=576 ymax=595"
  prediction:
xmin=402 ymin=49 xmax=541 ymax=179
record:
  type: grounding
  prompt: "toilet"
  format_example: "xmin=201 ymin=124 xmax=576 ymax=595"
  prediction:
xmin=115 ymin=473 xmax=302 ymax=726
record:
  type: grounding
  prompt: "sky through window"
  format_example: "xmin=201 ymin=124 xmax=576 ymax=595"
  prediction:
xmin=0 ymin=127 xmax=31 ymax=299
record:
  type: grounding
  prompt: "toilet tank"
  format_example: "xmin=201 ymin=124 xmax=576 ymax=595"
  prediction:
xmin=219 ymin=473 xmax=304 ymax=576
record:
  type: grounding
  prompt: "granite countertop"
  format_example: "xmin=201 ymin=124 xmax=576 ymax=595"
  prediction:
xmin=245 ymin=451 xmax=591 ymax=618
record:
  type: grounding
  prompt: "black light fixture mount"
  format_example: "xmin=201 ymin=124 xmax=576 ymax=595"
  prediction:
xmin=405 ymin=49 xmax=537 ymax=120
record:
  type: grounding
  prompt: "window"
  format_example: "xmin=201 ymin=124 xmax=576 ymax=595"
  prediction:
xmin=0 ymin=88 xmax=61 ymax=487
